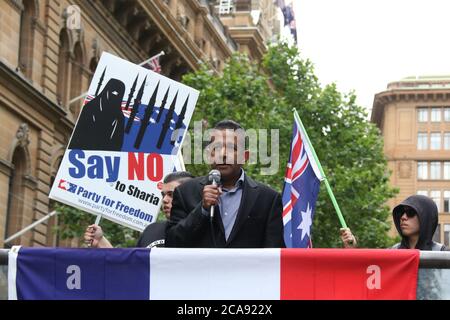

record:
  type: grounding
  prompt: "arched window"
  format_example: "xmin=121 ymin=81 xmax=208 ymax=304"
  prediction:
xmin=18 ymin=0 xmax=37 ymax=78
xmin=5 ymin=147 xmax=27 ymax=247
xmin=69 ymin=42 xmax=84 ymax=118
xmin=57 ymin=30 xmax=70 ymax=107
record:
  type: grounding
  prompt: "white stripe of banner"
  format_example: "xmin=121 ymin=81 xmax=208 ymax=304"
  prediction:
xmin=149 ymin=248 xmax=280 ymax=300
xmin=7 ymin=245 xmax=21 ymax=300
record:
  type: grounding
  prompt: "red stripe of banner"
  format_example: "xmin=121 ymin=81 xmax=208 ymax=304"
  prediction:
xmin=280 ymin=249 xmax=419 ymax=300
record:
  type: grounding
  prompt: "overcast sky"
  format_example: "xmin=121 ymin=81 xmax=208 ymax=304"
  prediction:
xmin=289 ymin=0 xmax=450 ymax=114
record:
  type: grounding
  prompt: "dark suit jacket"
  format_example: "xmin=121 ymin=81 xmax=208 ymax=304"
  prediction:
xmin=165 ymin=174 xmax=285 ymax=248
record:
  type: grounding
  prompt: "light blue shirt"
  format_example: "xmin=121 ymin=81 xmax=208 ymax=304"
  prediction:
xmin=219 ymin=169 xmax=244 ymax=240
xmin=202 ymin=170 xmax=245 ymax=240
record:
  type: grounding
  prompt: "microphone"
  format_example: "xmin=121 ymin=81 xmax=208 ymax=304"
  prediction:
xmin=208 ymin=169 xmax=221 ymax=219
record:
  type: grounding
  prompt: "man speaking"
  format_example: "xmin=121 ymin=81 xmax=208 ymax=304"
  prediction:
xmin=165 ymin=120 xmax=284 ymax=248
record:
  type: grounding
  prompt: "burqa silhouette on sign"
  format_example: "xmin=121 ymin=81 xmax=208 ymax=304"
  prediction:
xmin=69 ymin=78 xmax=125 ymax=151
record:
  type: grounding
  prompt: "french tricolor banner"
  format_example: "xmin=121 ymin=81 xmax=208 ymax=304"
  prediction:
xmin=8 ymin=246 xmax=419 ymax=300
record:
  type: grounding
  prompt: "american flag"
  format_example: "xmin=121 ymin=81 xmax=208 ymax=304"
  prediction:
xmin=142 ymin=55 xmax=162 ymax=73
xmin=282 ymin=116 xmax=323 ymax=248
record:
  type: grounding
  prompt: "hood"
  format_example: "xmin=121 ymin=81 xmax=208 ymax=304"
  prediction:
xmin=392 ymin=195 xmax=438 ymax=250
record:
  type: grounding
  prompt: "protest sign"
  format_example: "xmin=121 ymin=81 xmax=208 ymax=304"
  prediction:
xmin=49 ymin=52 xmax=198 ymax=231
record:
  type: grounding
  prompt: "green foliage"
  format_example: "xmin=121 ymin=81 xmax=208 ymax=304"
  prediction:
xmin=182 ymin=54 xmax=289 ymax=190
xmin=55 ymin=40 xmax=397 ymax=248
xmin=183 ymin=41 xmax=398 ymax=248
xmin=263 ymin=42 xmax=398 ymax=248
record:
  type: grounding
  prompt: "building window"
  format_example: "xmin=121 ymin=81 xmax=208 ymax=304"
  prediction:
xmin=433 ymin=224 xmax=441 ymax=243
xmin=18 ymin=0 xmax=36 ymax=78
xmin=430 ymin=162 xmax=441 ymax=180
xmin=417 ymin=190 xmax=428 ymax=196
xmin=69 ymin=42 xmax=84 ymax=119
xmin=444 ymin=191 xmax=450 ymax=212
xmin=445 ymin=224 xmax=450 ymax=246
xmin=5 ymin=147 xmax=27 ymax=247
xmin=417 ymin=162 xmax=428 ymax=179
xmin=444 ymin=162 xmax=450 ymax=180
xmin=431 ymin=108 xmax=441 ymax=122
xmin=445 ymin=133 xmax=450 ymax=150
xmin=57 ymin=30 xmax=70 ymax=107
xmin=417 ymin=108 xmax=428 ymax=122
xmin=445 ymin=108 xmax=450 ymax=122
xmin=430 ymin=190 xmax=441 ymax=211
xmin=430 ymin=132 xmax=441 ymax=150
xmin=417 ymin=132 xmax=428 ymax=150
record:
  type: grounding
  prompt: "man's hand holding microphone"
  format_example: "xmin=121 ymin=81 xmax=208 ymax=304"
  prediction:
xmin=203 ymin=170 xmax=222 ymax=219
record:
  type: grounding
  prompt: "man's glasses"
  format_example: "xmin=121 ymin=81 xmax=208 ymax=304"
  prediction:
xmin=402 ymin=208 xmax=417 ymax=218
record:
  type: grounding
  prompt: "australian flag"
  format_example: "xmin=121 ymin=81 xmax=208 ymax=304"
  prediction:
xmin=282 ymin=117 xmax=323 ymax=248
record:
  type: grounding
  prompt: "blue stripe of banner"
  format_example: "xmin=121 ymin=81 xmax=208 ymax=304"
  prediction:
xmin=16 ymin=248 xmax=150 ymax=300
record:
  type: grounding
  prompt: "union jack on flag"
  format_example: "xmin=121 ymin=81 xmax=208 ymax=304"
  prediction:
xmin=142 ymin=55 xmax=162 ymax=73
xmin=282 ymin=116 xmax=324 ymax=248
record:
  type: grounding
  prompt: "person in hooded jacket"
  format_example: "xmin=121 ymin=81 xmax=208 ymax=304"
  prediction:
xmin=391 ymin=194 xmax=447 ymax=251
xmin=341 ymin=194 xmax=448 ymax=251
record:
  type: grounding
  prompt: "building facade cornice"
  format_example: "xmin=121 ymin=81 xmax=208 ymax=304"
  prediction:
xmin=371 ymin=88 xmax=450 ymax=128
xmin=228 ymin=27 xmax=266 ymax=60
xmin=139 ymin=0 xmax=203 ymax=70
xmin=0 ymin=61 xmax=70 ymax=133
xmin=76 ymin=0 xmax=146 ymax=63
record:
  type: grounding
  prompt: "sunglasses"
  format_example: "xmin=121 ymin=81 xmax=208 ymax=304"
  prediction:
xmin=402 ymin=208 xmax=417 ymax=218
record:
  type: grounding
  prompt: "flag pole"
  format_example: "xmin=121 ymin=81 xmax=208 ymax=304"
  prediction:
xmin=293 ymin=108 xmax=348 ymax=229
xmin=139 ymin=50 xmax=165 ymax=67
xmin=4 ymin=211 xmax=59 ymax=244
xmin=178 ymin=151 xmax=186 ymax=171
xmin=86 ymin=213 xmax=102 ymax=248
